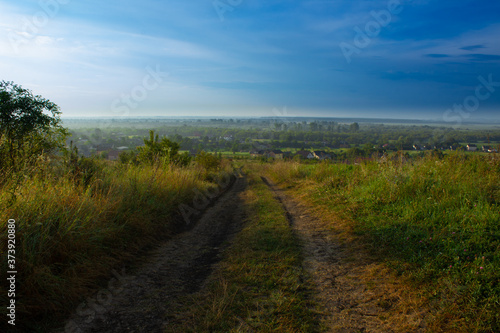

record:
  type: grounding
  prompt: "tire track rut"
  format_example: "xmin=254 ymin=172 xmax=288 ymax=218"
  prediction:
xmin=261 ymin=176 xmax=427 ymax=333
xmin=58 ymin=175 xmax=247 ymax=333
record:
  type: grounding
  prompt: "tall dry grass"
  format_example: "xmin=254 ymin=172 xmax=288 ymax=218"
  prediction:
xmin=0 ymin=158 xmax=233 ymax=331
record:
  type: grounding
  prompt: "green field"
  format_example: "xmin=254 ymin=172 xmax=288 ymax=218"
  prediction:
xmin=263 ymin=153 xmax=500 ymax=332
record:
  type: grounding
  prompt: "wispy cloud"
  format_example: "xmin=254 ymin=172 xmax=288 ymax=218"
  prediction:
xmin=460 ymin=44 xmax=486 ymax=51
xmin=464 ymin=54 xmax=500 ymax=62
xmin=0 ymin=0 xmax=499 ymax=118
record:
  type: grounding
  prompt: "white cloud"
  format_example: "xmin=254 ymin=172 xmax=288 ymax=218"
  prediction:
xmin=338 ymin=22 xmax=500 ymax=64
xmin=34 ymin=35 xmax=55 ymax=45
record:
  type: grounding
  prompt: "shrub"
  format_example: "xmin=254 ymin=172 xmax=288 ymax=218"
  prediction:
xmin=196 ymin=150 xmax=221 ymax=171
xmin=137 ymin=130 xmax=191 ymax=167
xmin=119 ymin=150 xmax=138 ymax=165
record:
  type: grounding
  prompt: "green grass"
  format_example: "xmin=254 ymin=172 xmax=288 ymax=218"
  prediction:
xmin=264 ymin=153 xmax=500 ymax=332
xmin=0 ymin=159 xmax=234 ymax=332
xmin=218 ymin=151 xmax=251 ymax=157
xmin=168 ymin=171 xmax=319 ymax=332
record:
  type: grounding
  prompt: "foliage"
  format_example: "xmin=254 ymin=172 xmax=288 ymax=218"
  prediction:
xmin=63 ymin=142 xmax=104 ymax=188
xmin=137 ymin=130 xmax=190 ymax=166
xmin=349 ymin=122 xmax=359 ymax=132
xmin=0 ymin=81 xmax=67 ymax=173
xmin=430 ymin=148 xmax=444 ymax=159
xmin=119 ymin=150 xmax=138 ymax=165
xmin=66 ymin=118 xmax=500 ymax=158
xmin=195 ymin=150 xmax=221 ymax=171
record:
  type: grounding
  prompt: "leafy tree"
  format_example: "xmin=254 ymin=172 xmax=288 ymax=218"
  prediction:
xmin=137 ymin=130 xmax=190 ymax=166
xmin=0 ymin=81 xmax=67 ymax=171
xmin=231 ymin=142 xmax=239 ymax=154
xmin=309 ymin=122 xmax=318 ymax=131
xmin=349 ymin=122 xmax=360 ymax=132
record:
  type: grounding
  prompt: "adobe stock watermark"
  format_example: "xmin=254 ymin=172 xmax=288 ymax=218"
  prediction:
xmin=443 ymin=74 xmax=500 ymax=127
xmin=213 ymin=0 xmax=243 ymax=22
xmin=64 ymin=268 xmax=134 ymax=333
xmin=84 ymin=65 xmax=169 ymax=148
xmin=339 ymin=0 xmax=404 ymax=64
xmin=8 ymin=0 xmax=70 ymax=53
xmin=272 ymin=106 xmax=290 ymax=118
xmin=110 ymin=65 xmax=169 ymax=115
xmin=269 ymin=106 xmax=292 ymax=133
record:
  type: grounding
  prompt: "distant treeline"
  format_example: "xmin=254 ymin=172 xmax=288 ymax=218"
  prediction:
xmin=65 ymin=119 xmax=500 ymax=156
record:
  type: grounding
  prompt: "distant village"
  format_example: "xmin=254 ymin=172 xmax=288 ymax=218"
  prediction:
xmin=68 ymin=122 xmax=500 ymax=161
xmin=83 ymin=140 xmax=498 ymax=162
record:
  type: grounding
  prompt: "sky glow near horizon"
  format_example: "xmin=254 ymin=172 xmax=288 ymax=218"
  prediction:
xmin=1 ymin=0 xmax=500 ymax=121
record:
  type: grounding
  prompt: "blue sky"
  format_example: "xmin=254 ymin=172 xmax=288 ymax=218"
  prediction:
xmin=1 ymin=0 xmax=499 ymax=121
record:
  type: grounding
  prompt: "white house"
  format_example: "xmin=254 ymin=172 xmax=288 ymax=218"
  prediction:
xmin=467 ymin=144 xmax=477 ymax=151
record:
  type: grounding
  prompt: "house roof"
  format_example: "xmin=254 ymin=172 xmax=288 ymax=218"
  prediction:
xmin=313 ymin=151 xmax=331 ymax=156
xmin=295 ymin=150 xmax=312 ymax=157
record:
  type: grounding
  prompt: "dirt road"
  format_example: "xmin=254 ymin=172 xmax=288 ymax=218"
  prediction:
xmin=261 ymin=176 xmax=428 ymax=332
xmin=59 ymin=172 xmax=427 ymax=332
xmin=59 ymin=175 xmax=248 ymax=333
